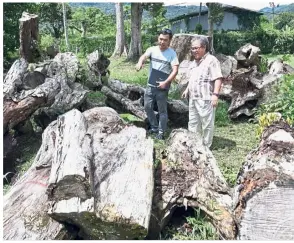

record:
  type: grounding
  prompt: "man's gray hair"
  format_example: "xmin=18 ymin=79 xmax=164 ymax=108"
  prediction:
xmin=191 ymin=36 xmax=209 ymax=52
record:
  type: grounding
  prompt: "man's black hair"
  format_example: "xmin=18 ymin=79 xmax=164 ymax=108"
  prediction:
xmin=159 ymin=28 xmax=173 ymax=39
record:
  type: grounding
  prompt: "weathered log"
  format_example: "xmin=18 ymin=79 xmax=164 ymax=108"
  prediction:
xmin=227 ymin=67 xmax=280 ymax=119
xmin=3 ymin=58 xmax=28 ymax=98
xmin=101 ymin=85 xmax=147 ymax=122
xmin=3 ymin=121 xmax=76 ymax=240
xmin=233 ymin=120 xmax=294 ymax=240
xmin=234 ymin=43 xmax=260 ymax=68
xmin=215 ymin=54 xmax=238 ymax=78
xmin=268 ymin=58 xmax=294 ymax=75
xmin=170 ymin=34 xmax=211 ymax=63
xmin=46 ymin=107 xmax=154 ymax=239
xmin=19 ymin=12 xmax=40 ymax=63
xmin=149 ymin=129 xmax=236 ymax=240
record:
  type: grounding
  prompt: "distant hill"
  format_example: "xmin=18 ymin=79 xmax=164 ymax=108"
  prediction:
xmin=69 ymin=2 xmax=293 ymax=21
xmin=259 ymin=3 xmax=294 ymax=18
xmin=69 ymin=2 xmax=207 ymax=21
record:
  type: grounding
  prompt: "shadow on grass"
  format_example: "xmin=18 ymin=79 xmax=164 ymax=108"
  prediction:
xmin=210 ymin=136 xmax=236 ymax=150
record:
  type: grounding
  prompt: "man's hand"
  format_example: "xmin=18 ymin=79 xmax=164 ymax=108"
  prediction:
xmin=211 ymin=94 xmax=219 ymax=107
xmin=135 ymin=62 xmax=143 ymax=71
xmin=181 ymin=88 xmax=189 ymax=99
xmin=156 ymin=81 xmax=168 ymax=89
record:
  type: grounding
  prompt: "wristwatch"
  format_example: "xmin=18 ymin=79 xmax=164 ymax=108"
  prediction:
xmin=212 ymin=92 xmax=219 ymax=97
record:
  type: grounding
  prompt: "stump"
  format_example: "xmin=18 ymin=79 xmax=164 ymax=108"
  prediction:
xmin=19 ymin=12 xmax=40 ymax=63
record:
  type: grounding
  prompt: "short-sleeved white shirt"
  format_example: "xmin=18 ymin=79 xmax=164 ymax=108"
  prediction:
xmin=187 ymin=53 xmax=223 ymax=100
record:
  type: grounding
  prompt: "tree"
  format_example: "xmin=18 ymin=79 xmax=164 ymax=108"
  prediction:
xmin=127 ymin=3 xmax=143 ymax=61
xmin=274 ymin=12 xmax=294 ymax=30
xmin=39 ymin=3 xmax=72 ymax=39
xmin=70 ymin=7 xmax=115 ymax=37
xmin=206 ymin=2 xmax=224 ymax=53
xmin=112 ymin=3 xmax=127 ymax=57
xmin=62 ymin=3 xmax=70 ymax=51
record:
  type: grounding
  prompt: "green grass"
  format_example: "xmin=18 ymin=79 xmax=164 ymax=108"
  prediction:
xmin=87 ymin=91 xmax=106 ymax=103
xmin=108 ymin=57 xmax=149 ymax=86
xmin=211 ymin=122 xmax=258 ymax=186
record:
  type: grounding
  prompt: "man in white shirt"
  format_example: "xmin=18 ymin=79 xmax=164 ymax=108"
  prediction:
xmin=136 ymin=29 xmax=179 ymax=140
xmin=182 ymin=36 xmax=223 ymax=148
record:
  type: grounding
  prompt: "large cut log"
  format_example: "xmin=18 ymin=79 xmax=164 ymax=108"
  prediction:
xmin=170 ymin=34 xmax=211 ymax=63
xmin=4 ymin=107 xmax=154 ymax=240
xmin=234 ymin=43 xmax=260 ymax=68
xmin=227 ymin=67 xmax=280 ymax=119
xmin=148 ymin=129 xmax=236 ymax=240
xmin=233 ymin=120 xmax=294 ymax=240
xmin=19 ymin=12 xmax=40 ymax=63
xmin=268 ymin=58 xmax=294 ymax=75
xmin=3 ymin=121 xmax=76 ymax=240
xmin=45 ymin=107 xmax=154 ymax=239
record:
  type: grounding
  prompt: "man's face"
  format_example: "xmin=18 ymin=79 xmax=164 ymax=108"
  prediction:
xmin=191 ymin=40 xmax=206 ymax=60
xmin=158 ymin=34 xmax=171 ymax=50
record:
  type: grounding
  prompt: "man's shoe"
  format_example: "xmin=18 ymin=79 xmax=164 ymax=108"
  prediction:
xmin=148 ymin=128 xmax=158 ymax=135
xmin=156 ymin=133 xmax=164 ymax=140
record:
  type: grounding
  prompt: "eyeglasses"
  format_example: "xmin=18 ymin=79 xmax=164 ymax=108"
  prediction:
xmin=191 ymin=46 xmax=203 ymax=50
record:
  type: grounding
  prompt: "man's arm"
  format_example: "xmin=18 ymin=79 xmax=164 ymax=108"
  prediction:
xmin=157 ymin=64 xmax=179 ymax=89
xmin=136 ymin=54 xmax=148 ymax=71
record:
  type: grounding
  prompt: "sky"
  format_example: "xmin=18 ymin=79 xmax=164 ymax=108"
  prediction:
xmin=164 ymin=0 xmax=294 ymax=11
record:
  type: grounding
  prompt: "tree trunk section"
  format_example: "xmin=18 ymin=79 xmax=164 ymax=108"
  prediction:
xmin=233 ymin=120 xmax=294 ymax=240
xmin=127 ymin=3 xmax=143 ymax=61
xmin=19 ymin=12 xmax=40 ymax=63
xmin=207 ymin=4 xmax=214 ymax=54
xmin=62 ymin=3 xmax=70 ymax=51
xmin=148 ymin=129 xmax=236 ymax=239
xmin=112 ymin=3 xmax=127 ymax=57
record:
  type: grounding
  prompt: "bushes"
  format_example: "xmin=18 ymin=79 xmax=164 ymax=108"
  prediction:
xmin=255 ymin=74 xmax=294 ymax=137
xmin=214 ymin=27 xmax=294 ymax=55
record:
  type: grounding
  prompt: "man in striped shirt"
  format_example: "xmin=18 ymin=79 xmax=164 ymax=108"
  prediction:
xmin=136 ymin=29 xmax=179 ymax=140
xmin=182 ymin=36 xmax=223 ymax=148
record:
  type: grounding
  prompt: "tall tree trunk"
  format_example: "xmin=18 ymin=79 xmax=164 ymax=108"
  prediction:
xmin=81 ymin=22 xmax=87 ymax=38
xmin=112 ymin=3 xmax=127 ymax=57
xmin=127 ymin=3 xmax=143 ymax=61
xmin=62 ymin=3 xmax=70 ymax=51
xmin=207 ymin=3 xmax=215 ymax=54
xmin=198 ymin=2 xmax=202 ymax=24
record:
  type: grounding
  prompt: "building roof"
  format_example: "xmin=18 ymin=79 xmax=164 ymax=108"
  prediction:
xmin=169 ymin=3 xmax=263 ymax=23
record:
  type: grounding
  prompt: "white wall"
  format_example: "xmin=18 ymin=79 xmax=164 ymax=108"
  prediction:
xmin=171 ymin=11 xmax=241 ymax=33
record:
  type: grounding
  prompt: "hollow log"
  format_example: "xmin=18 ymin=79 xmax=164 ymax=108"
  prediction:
xmin=19 ymin=12 xmax=40 ymax=63
xmin=233 ymin=120 xmax=294 ymax=240
xmin=148 ymin=129 xmax=236 ymax=240
xmin=234 ymin=43 xmax=260 ymax=68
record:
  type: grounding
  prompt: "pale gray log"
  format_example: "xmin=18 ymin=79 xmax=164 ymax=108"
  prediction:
xmin=3 ymin=121 xmax=73 ymax=240
xmin=47 ymin=107 xmax=154 ymax=240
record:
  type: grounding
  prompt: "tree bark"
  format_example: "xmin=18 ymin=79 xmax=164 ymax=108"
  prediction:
xmin=127 ymin=3 xmax=143 ymax=61
xmin=207 ymin=4 xmax=214 ymax=54
xmin=19 ymin=12 xmax=40 ymax=63
xmin=233 ymin=120 xmax=294 ymax=240
xmin=62 ymin=3 xmax=70 ymax=51
xmin=112 ymin=3 xmax=127 ymax=57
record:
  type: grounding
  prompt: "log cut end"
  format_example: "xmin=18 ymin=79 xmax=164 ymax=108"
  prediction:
xmin=237 ymin=180 xmax=294 ymax=240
